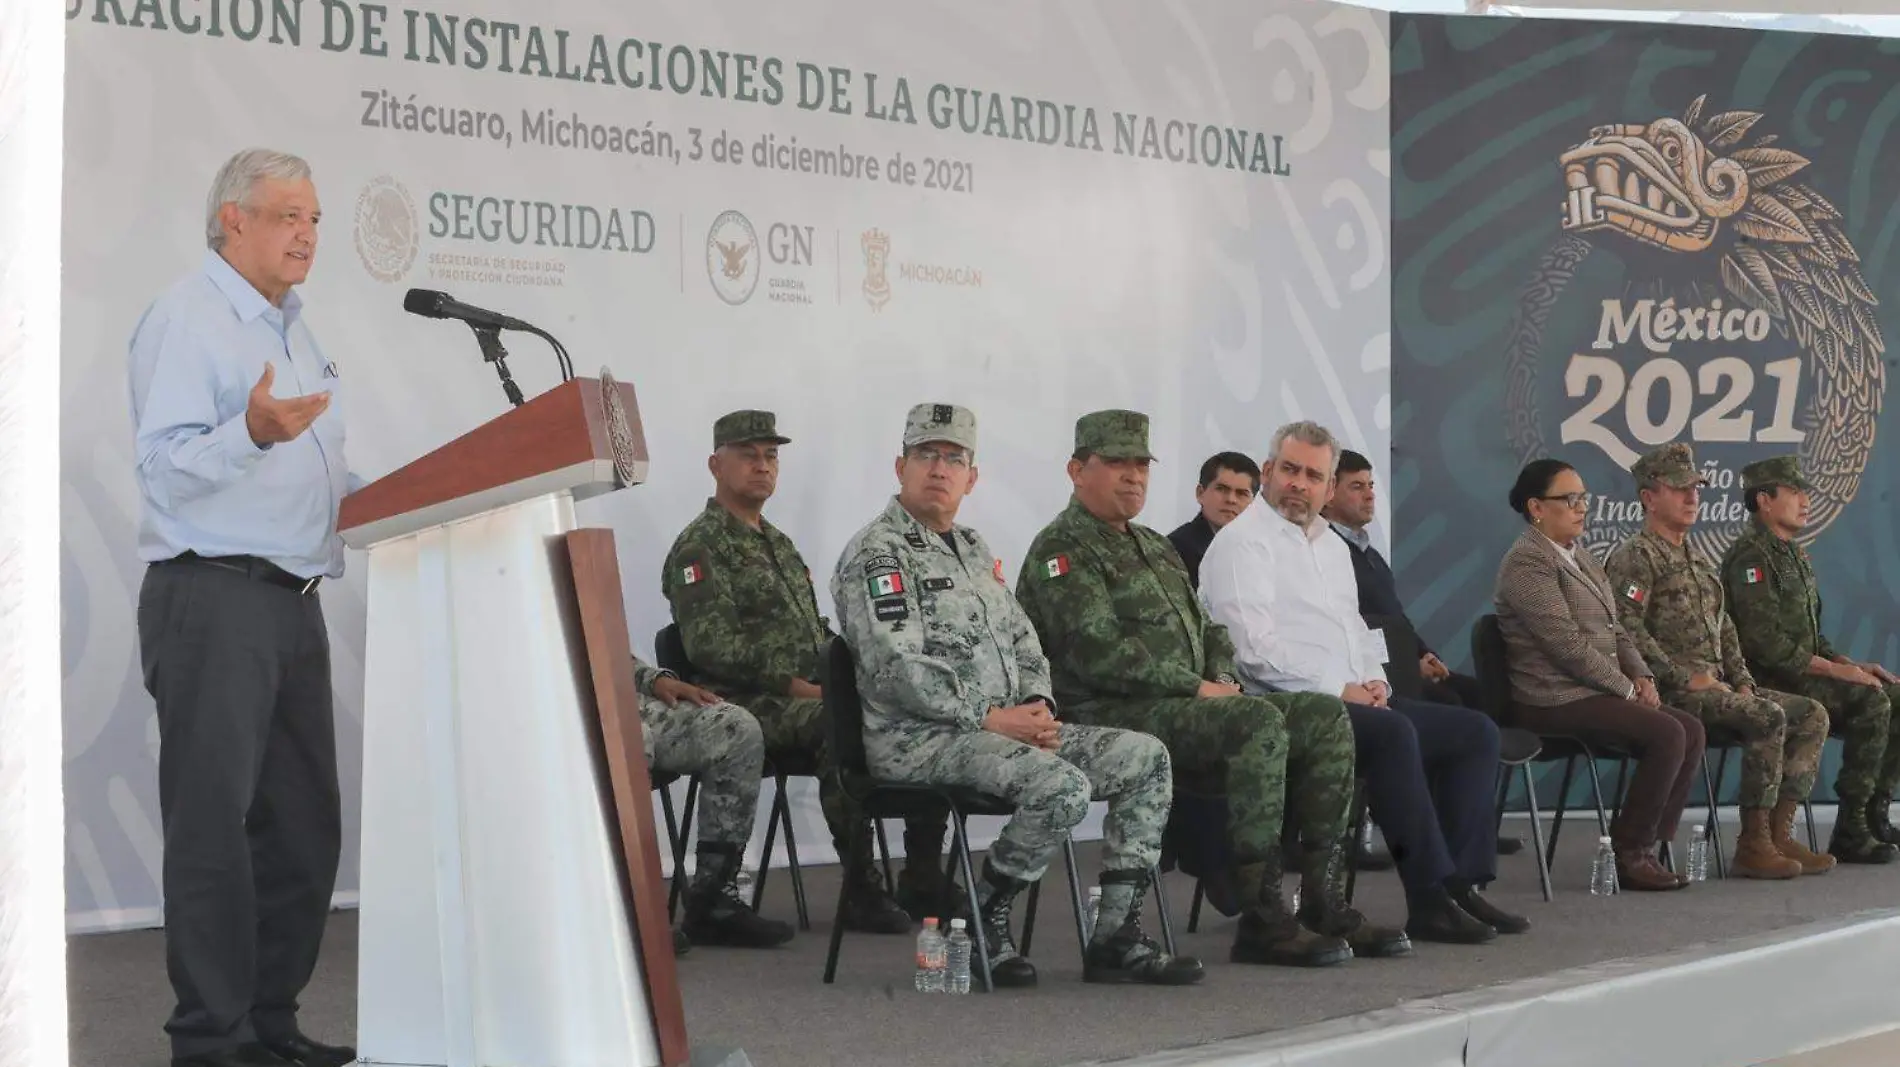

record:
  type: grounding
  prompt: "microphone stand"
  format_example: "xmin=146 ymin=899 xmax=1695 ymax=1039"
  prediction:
xmin=471 ymin=325 xmax=526 ymax=408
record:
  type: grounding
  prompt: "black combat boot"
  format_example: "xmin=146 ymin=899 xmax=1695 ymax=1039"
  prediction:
xmin=1868 ymin=792 xmax=1900 ymax=847
xmin=1295 ymin=842 xmax=1412 ymax=958
xmin=1082 ymin=868 xmax=1205 ymax=986
xmin=836 ymin=826 xmax=914 ymax=934
xmin=1830 ymin=798 xmax=1900 ymax=863
xmin=1229 ymin=849 xmax=1352 ymax=968
xmin=962 ymin=859 xmax=1039 ymax=988
xmin=681 ymin=842 xmax=796 ymax=948
xmin=896 ymin=817 xmax=952 ymax=921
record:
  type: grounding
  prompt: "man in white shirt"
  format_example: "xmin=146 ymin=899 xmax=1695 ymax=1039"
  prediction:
xmin=1201 ymin=421 xmax=1527 ymax=944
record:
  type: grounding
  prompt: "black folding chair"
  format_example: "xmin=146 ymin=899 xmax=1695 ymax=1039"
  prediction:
xmin=655 ymin=624 xmax=812 ymax=930
xmin=1470 ymin=613 xmax=1584 ymax=901
xmin=820 ymin=639 xmax=1179 ymax=988
xmin=1181 ymin=778 xmax=1371 ymax=933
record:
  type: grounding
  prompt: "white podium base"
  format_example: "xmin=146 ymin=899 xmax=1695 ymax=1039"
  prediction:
xmin=356 ymin=492 xmax=658 ymax=1067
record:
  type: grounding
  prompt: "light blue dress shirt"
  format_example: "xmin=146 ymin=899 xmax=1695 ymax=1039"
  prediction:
xmin=127 ymin=250 xmax=358 ymax=580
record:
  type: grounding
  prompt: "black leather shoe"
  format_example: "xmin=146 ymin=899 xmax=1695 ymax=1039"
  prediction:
xmin=841 ymin=867 xmax=915 ymax=934
xmin=172 ymin=1045 xmax=290 ymax=1067
xmin=1448 ymin=879 xmax=1530 ymax=934
xmin=1405 ymin=888 xmax=1497 ymax=945
xmin=259 ymin=1031 xmax=356 ymax=1067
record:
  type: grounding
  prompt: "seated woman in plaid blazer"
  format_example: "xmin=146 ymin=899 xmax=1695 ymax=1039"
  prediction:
xmin=1492 ymin=459 xmax=1705 ymax=892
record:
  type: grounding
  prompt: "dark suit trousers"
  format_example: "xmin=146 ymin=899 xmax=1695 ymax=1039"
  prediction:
xmin=138 ymin=561 xmax=342 ymax=1058
xmin=1347 ymin=697 xmax=1502 ymax=897
xmin=1423 ymin=671 xmax=1484 ymax=710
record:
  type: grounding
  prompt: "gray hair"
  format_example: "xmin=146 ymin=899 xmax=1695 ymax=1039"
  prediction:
xmin=205 ymin=148 xmax=312 ymax=250
xmin=1268 ymin=420 xmax=1342 ymax=475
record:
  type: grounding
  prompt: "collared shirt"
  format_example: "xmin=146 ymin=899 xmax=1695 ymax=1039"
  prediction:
xmin=662 ymin=498 xmax=830 ymax=700
xmin=127 ymin=251 xmax=352 ymax=579
xmin=1542 ymin=531 xmax=1581 ymax=571
xmin=1199 ymin=499 xmax=1385 ymax=697
xmin=1330 ymin=521 xmax=1371 ymax=553
xmin=832 ymin=497 xmax=1053 ymax=760
xmin=1017 ymin=497 xmax=1236 ymax=705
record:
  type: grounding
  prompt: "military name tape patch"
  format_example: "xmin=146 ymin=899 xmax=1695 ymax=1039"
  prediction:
xmin=923 ymin=577 xmax=954 ymax=592
xmin=868 ymin=572 xmax=905 ymax=598
xmin=874 ymin=598 xmax=909 ymax=622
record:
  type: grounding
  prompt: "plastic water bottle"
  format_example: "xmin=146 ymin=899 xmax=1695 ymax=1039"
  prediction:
xmin=1686 ymin=825 xmax=1710 ymax=882
xmin=1082 ymin=887 xmax=1102 ymax=933
xmin=944 ymin=918 xmax=972 ymax=995
xmin=1589 ymin=835 xmax=1619 ymax=896
xmin=914 ymin=918 xmax=946 ymax=993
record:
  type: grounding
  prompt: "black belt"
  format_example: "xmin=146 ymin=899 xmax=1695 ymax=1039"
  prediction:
xmin=162 ymin=551 xmax=321 ymax=596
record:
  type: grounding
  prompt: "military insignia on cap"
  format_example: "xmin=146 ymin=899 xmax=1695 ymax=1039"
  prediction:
xmin=932 ymin=404 xmax=954 ymax=424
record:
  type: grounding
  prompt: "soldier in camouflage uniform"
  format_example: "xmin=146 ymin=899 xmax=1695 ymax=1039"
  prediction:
xmin=1605 ymin=444 xmax=1832 ymax=879
xmin=631 ymin=651 xmax=794 ymax=950
xmin=1015 ymin=410 xmax=1391 ymax=968
xmin=661 ymin=410 xmax=942 ymax=935
xmin=832 ymin=403 xmax=1203 ymax=989
xmin=1722 ymin=455 xmax=1900 ymax=863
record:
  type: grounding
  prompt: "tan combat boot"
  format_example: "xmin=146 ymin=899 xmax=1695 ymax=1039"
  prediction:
xmin=1771 ymin=797 xmax=1836 ymax=874
xmin=1733 ymin=808 xmax=1803 ymax=879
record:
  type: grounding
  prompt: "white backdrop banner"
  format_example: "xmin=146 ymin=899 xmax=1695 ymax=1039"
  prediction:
xmin=62 ymin=0 xmax=1392 ymax=930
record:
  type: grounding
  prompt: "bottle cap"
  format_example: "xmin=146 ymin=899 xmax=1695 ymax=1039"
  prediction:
xmin=923 ymin=916 xmax=938 ymax=927
xmin=950 ymin=918 xmax=966 ymax=930
xmin=1598 ymin=835 xmax=1612 ymax=844
xmin=1693 ymin=824 xmax=1705 ymax=832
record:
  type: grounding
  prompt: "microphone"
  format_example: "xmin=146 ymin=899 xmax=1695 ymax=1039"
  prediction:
xmin=402 ymin=288 xmax=528 ymax=331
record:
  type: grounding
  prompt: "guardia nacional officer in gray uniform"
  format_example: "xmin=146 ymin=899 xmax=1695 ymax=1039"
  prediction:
xmin=832 ymin=403 xmax=1204 ymax=988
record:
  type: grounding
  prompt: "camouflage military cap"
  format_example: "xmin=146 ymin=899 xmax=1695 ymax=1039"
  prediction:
xmin=1741 ymin=455 xmax=1812 ymax=493
xmin=1074 ymin=409 xmax=1156 ymax=461
xmin=1632 ymin=442 xmax=1706 ymax=489
xmin=713 ymin=410 xmax=791 ymax=449
xmin=902 ymin=402 xmax=977 ymax=454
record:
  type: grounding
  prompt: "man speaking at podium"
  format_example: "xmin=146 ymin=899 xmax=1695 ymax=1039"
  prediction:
xmin=127 ymin=148 xmax=357 ymax=1067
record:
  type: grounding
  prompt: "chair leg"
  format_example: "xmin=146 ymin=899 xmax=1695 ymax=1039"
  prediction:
xmin=1062 ymin=836 xmax=1089 ymax=962
xmin=1021 ymin=877 xmax=1043 ymax=959
xmin=752 ymin=780 xmax=783 ymax=914
xmin=1495 ymin=766 xmax=1512 ymax=841
xmin=1151 ymin=864 xmax=1177 ymax=955
xmin=660 ymin=786 xmax=683 ymax=922
xmin=668 ymin=777 xmax=701 ymax=922
xmin=1585 ymin=755 xmax=1612 ymax=840
xmin=1187 ymin=881 xmax=1204 ymax=934
xmin=823 ymin=815 xmax=870 ymax=985
xmin=1705 ymin=754 xmax=1728 ymax=880
xmin=1521 ymin=765 xmax=1553 ymax=903
xmin=1547 ymin=755 xmax=1578 ymax=870
xmin=950 ymin=814 xmax=993 ymax=993
xmin=1344 ymin=781 xmax=1368 ymax=905
xmin=1610 ymin=758 xmax=1630 ymax=827
xmin=875 ymin=818 xmax=895 ymax=894
xmin=779 ymin=778 xmax=811 ymax=931
xmin=1804 ymin=799 xmax=1819 ymax=852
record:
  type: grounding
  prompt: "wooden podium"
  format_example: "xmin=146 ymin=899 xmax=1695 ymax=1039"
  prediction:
xmin=340 ymin=376 xmax=687 ymax=1067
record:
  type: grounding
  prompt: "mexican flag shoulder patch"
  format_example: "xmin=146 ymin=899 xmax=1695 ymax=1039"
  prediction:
xmin=1622 ymin=582 xmax=1645 ymax=604
xmin=681 ymin=562 xmax=706 ymax=586
xmin=1044 ymin=554 xmax=1070 ymax=579
xmin=1743 ymin=566 xmax=1764 ymax=585
xmin=868 ymin=572 xmax=905 ymax=598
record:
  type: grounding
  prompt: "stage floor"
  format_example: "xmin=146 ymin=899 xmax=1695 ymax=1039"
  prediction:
xmin=72 ymin=815 xmax=1900 ymax=1067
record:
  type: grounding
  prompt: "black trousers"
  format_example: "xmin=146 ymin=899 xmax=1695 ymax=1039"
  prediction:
xmin=1346 ymin=696 xmax=1500 ymax=899
xmin=138 ymin=560 xmax=341 ymax=1058
xmin=1423 ymin=671 xmax=1484 ymax=711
